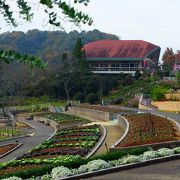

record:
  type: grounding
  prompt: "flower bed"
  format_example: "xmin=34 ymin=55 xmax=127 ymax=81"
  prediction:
xmin=3 ymin=147 xmax=180 ymax=180
xmin=42 ymin=113 xmax=90 ymax=125
xmin=29 ymin=125 xmax=101 ymax=158
xmin=0 ymin=144 xmax=19 ymax=156
xmin=116 ymin=114 xmax=179 ymax=147
xmin=0 ymin=147 xmax=148 ymax=178
xmin=0 ymin=114 xmax=103 ymax=178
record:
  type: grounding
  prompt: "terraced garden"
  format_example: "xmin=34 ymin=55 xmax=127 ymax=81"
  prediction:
xmin=116 ymin=114 xmax=180 ymax=147
xmin=43 ymin=113 xmax=90 ymax=125
xmin=0 ymin=113 xmax=103 ymax=178
xmin=19 ymin=124 xmax=102 ymax=159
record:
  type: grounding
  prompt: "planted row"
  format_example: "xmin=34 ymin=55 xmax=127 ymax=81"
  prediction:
xmin=4 ymin=147 xmax=180 ymax=180
xmin=117 ymin=114 xmax=178 ymax=147
xmin=0 ymin=147 xmax=148 ymax=178
xmin=43 ymin=113 xmax=90 ymax=124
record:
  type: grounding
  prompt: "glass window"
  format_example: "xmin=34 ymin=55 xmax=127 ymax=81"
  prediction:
xmin=134 ymin=64 xmax=138 ymax=67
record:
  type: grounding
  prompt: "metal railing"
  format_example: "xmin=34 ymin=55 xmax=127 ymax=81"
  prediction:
xmin=91 ymin=67 xmax=141 ymax=72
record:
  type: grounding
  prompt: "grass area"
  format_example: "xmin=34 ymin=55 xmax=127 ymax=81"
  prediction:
xmin=105 ymin=79 xmax=155 ymax=103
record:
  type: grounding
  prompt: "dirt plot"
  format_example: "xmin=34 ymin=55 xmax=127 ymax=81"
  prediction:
xmin=116 ymin=114 xmax=179 ymax=147
xmin=0 ymin=144 xmax=18 ymax=156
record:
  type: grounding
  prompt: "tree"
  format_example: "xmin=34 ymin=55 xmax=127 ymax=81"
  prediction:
xmin=73 ymin=38 xmax=84 ymax=60
xmin=58 ymin=53 xmax=77 ymax=100
xmin=162 ymin=48 xmax=175 ymax=72
xmin=134 ymin=69 xmax=141 ymax=80
xmin=150 ymin=85 xmax=168 ymax=101
xmin=86 ymin=93 xmax=99 ymax=104
xmin=0 ymin=0 xmax=92 ymax=28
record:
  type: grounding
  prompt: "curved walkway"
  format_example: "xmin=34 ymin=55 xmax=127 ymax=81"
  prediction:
xmin=0 ymin=116 xmax=55 ymax=162
xmin=66 ymin=112 xmax=124 ymax=155
xmin=86 ymin=159 xmax=180 ymax=180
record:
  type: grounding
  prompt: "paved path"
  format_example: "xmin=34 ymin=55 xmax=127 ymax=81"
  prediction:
xmin=87 ymin=159 xmax=180 ymax=180
xmin=0 ymin=117 xmax=55 ymax=162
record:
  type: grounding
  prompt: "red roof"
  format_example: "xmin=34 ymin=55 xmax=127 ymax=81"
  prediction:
xmin=84 ymin=40 xmax=160 ymax=59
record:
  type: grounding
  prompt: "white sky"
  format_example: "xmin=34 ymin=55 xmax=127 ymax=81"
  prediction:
xmin=0 ymin=0 xmax=180 ymax=57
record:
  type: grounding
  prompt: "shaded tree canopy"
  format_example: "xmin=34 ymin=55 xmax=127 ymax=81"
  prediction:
xmin=0 ymin=0 xmax=92 ymax=28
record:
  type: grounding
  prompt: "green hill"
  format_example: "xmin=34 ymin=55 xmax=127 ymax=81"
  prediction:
xmin=104 ymin=79 xmax=156 ymax=105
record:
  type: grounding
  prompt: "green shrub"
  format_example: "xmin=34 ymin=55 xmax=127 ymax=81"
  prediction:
xmin=85 ymin=93 xmax=99 ymax=104
xmin=74 ymin=92 xmax=85 ymax=102
xmin=150 ymin=85 xmax=169 ymax=101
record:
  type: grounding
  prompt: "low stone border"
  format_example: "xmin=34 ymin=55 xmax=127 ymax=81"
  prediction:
xmin=110 ymin=140 xmax=180 ymax=152
xmin=60 ymin=154 xmax=180 ymax=180
xmin=111 ymin=115 xmax=129 ymax=148
xmin=0 ymin=143 xmax=23 ymax=158
xmin=86 ymin=124 xmax=107 ymax=158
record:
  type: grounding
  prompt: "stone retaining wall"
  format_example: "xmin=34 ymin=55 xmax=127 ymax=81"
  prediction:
xmin=110 ymin=140 xmax=180 ymax=152
xmin=70 ymin=107 xmax=110 ymax=121
xmin=111 ymin=115 xmax=129 ymax=148
xmin=34 ymin=116 xmax=84 ymax=130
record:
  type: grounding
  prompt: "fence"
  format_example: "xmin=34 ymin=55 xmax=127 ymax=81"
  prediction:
xmin=10 ymin=103 xmax=51 ymax=112
xmin=0 ymin=126 xmax=27 ymax=140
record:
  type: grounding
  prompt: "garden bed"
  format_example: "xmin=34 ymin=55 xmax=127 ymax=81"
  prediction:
xmin=0 ymin=143 xmax=21 ymax=158
xmin=1 ymin=146 xmax=180 ymax=179
xmin=27 ymin=125 xmax=102 ymax=158
xmin=115 ymin=114 xmax=179 ymax=147
xmin=42 ymin=113 xmax=90 ymax=125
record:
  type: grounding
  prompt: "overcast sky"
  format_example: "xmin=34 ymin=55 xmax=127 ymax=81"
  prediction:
xmin=0 ymin=0 xmax=180 ymax=57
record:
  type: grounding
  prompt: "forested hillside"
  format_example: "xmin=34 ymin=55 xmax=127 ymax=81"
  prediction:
xmin=0 ymin=29 xmax=119 ymax=62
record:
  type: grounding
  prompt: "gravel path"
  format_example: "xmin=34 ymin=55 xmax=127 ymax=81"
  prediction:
xmin=0 ymin=117 xmax=55 ymax=162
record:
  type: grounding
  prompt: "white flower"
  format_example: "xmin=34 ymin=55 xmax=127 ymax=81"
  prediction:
xmin=122 ymin=155 xmax=143 ymax=164
xmin=109 ymin=158 xmax=124 ymax=166
xmin=143 ymin=151 xmax=159 ymax=160
xmin=157 ymin=148 xmax=174 ymax=157
xmin=78 ymin=164 xmax=89 ymax=173
xmin=41 ymin=174 xmax=51 ymax=180
xmin=173 ymin=147 xmax=180 ymax=154
xmin=78 ymin=159 xmax=111 ymax=173
xmin=51 ymin=166 xmax=73 ymax=179
xmin=3 ymin=177 xmax=22 ymax=180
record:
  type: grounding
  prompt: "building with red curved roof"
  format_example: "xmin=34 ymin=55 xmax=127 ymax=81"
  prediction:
xmin=84 ymin=40 xmax=161 ymax=75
